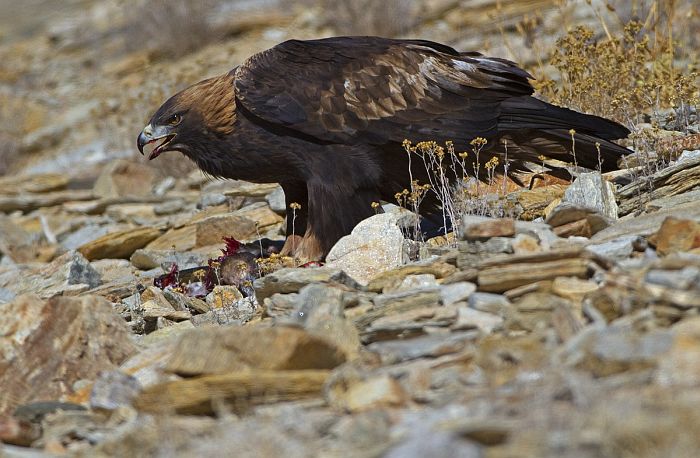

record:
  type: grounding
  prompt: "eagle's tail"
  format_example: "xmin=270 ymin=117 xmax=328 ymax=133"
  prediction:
xmin=497 ymin=96 xmax=631 ymax=172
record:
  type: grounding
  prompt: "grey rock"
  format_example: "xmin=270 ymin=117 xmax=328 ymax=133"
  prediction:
xmin=592 ymin=199 xmax=700 ymax=243
xmin=559 ymin=325 xmax=674 ymax=376
xmin=474 ymin=237 xmax=514 ymax=254
xmin=392 ymin=274 xmax=439 ymax=292
xmin=264 ymin=292 xmax=299 ymax=318
xmin=468 ymin=292 xmax=512 ymax=315
xmin=1 ymin=444 xmax=58 ymax=458
xmin=367 ymin=331 xmax=477 ymax=364
xmin=60 ymin=224 xmax=112 ymax=251
xmin=385 ymin=431 xmax=482 ymax=458
xmin=191 ymin=310 xmax=243 ymax=327
xmin=677 ymin=149 xmax=700 ymax=163
xmin=440 ymin=282 xmax=477 ymax=306
xmin=198 ymin=192 xmax=227 ymax=209
xmin=0 ymin=190 xmax=95 ymax=213
xmin=287 ymin=283 xmax=361 ymax=359
xmin=0 ymin=251 xmax=101 ymax=298
xmin=373 ymin=286 xmax=442 ymax=309
xmin=265 ymin=186 xmax=286 ymax=214
xmin=586 ymin=235 xmax=644 ymax=259
xmin=153 ymin=176 xmax=176 ymax=196
xmin=327 ymin=211 xmax=416 ymax=285
xmin=644 ymin=189 xmax=700 ymax=212
xmin=253 ymin=266 xmax=361 ymax=301
xmin=645 ymin=267 xmax=700 ymax=290
xmin=562 ymin=172 xmax=618 ymax=219
xmin=153 ymin=199 xmax=186 ymax=215
xmin=130 ymin=248 xmax=208 ymax=271
xmin=89 ymin=370 xmax=141 ymax=411
xmin=0 ymin=287 xmax=15 ymax=304
xmin=55 ymin=250 xmax=102 ymax=288
xmin=453 ymin=307 xmax=503 ymax=333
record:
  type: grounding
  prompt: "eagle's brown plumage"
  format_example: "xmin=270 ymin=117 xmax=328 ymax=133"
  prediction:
xmin=138 ymin=36 xmax=630 ymax=261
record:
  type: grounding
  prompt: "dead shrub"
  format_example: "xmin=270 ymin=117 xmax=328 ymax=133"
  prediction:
xmin=123 ymin=0 xmax=223 ymax=59
xmin=311 ymin=0 xmax=416 ymax=36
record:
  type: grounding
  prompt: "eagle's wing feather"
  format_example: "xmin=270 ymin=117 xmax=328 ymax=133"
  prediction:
xmin=234 ymin=37 xmax=534 ymax=146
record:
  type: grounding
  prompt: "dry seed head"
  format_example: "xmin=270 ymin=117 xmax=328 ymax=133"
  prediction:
xmin=470 ymin=137 xmax=488 ymax=147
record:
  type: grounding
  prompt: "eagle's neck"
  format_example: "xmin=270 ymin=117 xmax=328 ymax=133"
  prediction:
xmin=188 ymin=113 xmax=307 ymax=183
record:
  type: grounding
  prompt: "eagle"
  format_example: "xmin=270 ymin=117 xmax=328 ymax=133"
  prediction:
xmin=138 ymin=36 xmax=630 ymax=261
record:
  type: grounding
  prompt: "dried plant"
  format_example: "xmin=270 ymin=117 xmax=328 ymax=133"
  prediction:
xmin=311 ymin=0 xmax=416 ymax=36
xmin=533 ymin=21 xmax=698 ymax=131
xmin=123 ymin=0 xmax=223 ymax=59
xmin=399 ymin=139 xmax=516 ymax=244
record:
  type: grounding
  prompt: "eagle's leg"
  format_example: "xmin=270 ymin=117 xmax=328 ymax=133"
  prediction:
xmin=299 ymin=179 xmax=380 ymax=261
xmin=279 ymin=181 xmax=308 ymax=258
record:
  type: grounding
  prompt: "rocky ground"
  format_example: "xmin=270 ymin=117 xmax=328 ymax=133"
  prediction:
xmin=0 ymin=126 xmax=698 ymax=457
xmin=1 ymin=0 xmax=700 ymax=457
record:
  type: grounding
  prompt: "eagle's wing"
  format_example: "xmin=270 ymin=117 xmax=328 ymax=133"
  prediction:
xmin=234 ymin=37 xmax=533 ymax=146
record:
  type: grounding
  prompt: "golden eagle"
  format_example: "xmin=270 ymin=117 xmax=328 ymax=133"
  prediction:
xmin=138 ymin=37 xmax=630 ymax=261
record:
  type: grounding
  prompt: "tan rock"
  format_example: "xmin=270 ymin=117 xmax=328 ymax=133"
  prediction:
xmin=0 ymin=215 xmax=41 ymax=263
xmin=0 ymin=190 xmax=94 ymax=213
xmin=136 ymin=369 xmax=330 ymax=415
xmin=649 ymin=217 xmax=700 ymax=256
xmin=0 ymin=173 xmax=69 ymax=195
xmin=194 ymin=203 xmax=283 ymax=246
xmin=366 ymin=262 xmax=456 ymax=292
xmin=553 ymin=218 xmax=593 ymax=238
xmin=512 ymin=233 xmax=541 ymax=254
xmin=78 ymin=227 xmax=163 ymax=260
xmin=142 ymin=300 xmax=191 ymax=322
xmin=165 ymin=325 xmax=346 ymax=376
xmin=93 ymin=159 xmax=158 ymax=198
xmin=341 ymin=375 xmax=408 ymax=412
xmin=224 ymin=181 xmax=280 ymax=197
xmin=0 ymin=295 xmax=136 ymax=415
xmin=0 ymin=251 xmax=101 ymax=298
xmin=105 ymin=203 xmax=157 ymax=220
xmin=551 ymin=276 xmax=599 ymax=304
xmin=478 ymin=258 xmax=593 ymax=293
xmin=657 ymin=317 xmax=700 ymax=387
xmin=146 ymin=225 xmax=196 ymax=251
xmin=463 ymin=218 xmax=515 ymax=241
xmin=517 ymin=184 xmax=567 ymax=220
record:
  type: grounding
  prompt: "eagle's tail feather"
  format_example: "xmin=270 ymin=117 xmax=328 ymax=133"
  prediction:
xmin=497 ymin=96 xmax=631 ymax=172
xmin=498 ymin=96 xmax=630 ymax=140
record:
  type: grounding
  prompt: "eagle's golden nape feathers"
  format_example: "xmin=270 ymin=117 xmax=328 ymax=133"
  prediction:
xmin=172 ymin=73 xmax=237 ymax=135
xmin=139 ymin=36 xmax=631 ymax=261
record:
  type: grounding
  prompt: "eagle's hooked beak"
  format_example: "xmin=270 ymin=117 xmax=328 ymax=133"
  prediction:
xmin=137 ymin=124 xmax=176 ymax=160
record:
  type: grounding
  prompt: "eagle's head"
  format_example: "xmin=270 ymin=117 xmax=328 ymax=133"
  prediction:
xmin=137 ymin=73 xmax=236 ymax=161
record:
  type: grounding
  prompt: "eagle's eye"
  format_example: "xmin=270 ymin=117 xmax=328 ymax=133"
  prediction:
xmin=167 ymin=114 xmax=182 ymax=126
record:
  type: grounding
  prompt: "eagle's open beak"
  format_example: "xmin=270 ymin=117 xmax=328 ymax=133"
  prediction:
xmin=137 ymin=124 xmax=176 ymax=160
